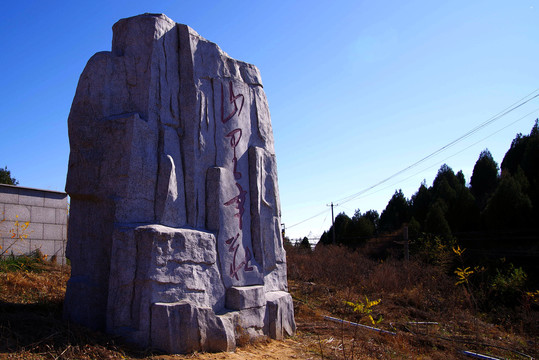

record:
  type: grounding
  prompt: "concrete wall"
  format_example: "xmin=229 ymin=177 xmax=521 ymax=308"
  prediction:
xmin=0 ymin=184 xmax=68 ymax=264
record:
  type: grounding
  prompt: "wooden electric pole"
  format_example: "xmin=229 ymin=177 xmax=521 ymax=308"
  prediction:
xmin=327 ymin=202 xmax=337 ymax=245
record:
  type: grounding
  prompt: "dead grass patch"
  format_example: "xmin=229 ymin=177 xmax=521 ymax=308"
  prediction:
xmin=0 ymin=246 xmax=538 ymax=359
xmin=287 ymin=244 xmax=539 ymax=360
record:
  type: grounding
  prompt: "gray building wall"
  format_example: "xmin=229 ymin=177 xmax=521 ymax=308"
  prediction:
xmin=0 ymin=184 xmax=68 ymax=264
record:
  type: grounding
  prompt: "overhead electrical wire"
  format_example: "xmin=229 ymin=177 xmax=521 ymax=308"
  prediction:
xmin=317 ymin=213 xmax=330 ymax=234
xmin=356 ymin=106 xmax=539 ymax=201
xmin=288 ymin=208 xmax=328 ymax=228
xmin=287 ymin=88 xmax=539 ymax=229
xmin=336 ymin=88 xmax=539 ymax=206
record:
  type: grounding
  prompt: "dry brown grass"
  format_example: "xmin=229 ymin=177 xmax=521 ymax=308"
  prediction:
xmin=0 ymin=259 xmax=303 ymax=360
xmin=287 ymin=244 xmax=539 ymax=359
xmin=0 ymin=261 xmax=133 ymax=359
xmin=1 ymin=247 xmax=538 ymax=359
xmin=0 ymin=264 xmax=67 ymax=305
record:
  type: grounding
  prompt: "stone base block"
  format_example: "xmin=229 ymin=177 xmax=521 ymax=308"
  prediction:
xmin=265 ymin=291 xmax=296 ymax=340
xmin=151 ymin=302 xmax=236 ymax=353
xmin=148 ymin=294 xmax=296 ymax=354
xmin=225 ymin=285 xmax=265 ymax=310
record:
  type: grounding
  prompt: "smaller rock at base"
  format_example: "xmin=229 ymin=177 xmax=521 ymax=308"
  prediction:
xmin=151 ymin=302 xmax=236 ymax=353
xmin=226 ymin=285 xmax=265 ymax=310
xmin=265 ymin=291 xmax=296 ymax=340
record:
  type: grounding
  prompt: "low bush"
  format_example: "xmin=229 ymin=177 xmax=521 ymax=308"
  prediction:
xmin=287 ymin=241 xmax=539 ymax=336
xmin=0 ymin=250 xmax=49 ymax=273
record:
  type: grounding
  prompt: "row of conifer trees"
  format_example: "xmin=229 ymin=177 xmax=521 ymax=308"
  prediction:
xmin=319 ymin=119 xmax=539 ymax=247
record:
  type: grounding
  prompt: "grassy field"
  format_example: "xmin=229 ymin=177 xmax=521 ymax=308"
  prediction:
xmin=288 ymin=244 xmax=538 ymax=359
xmin=0 ymin=245 xmax=538 ymax=359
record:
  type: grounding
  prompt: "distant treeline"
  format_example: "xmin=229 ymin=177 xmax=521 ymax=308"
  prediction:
xmin=319 ymin=119 xmax=539 ymax=247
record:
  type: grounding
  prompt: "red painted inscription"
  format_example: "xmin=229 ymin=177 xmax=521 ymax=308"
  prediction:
xmin=221 ymin=81 xmax=253 ymax=279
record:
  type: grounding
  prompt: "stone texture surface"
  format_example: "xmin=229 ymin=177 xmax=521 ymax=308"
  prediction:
xmin=64 ymin=13 xmax=294 ymax=353
xmin=151 ymin=302 xmax=237 ymax=353
xmin=106 ymin=224 xmax=226 ymax=345
xmin=265 ymin=291 xmax=296 ymax=340
xmin=226 ymin=286 xmax=265 ymax=310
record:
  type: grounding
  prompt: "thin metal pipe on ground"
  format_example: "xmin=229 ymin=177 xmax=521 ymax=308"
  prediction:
xmin=461 ymin=350 xmax=503 ymax=360
xmin=323 ymin=316 xmax=397 ymax=336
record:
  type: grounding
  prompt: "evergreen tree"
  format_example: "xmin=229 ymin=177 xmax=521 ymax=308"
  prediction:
xmin=432 ymin=164 xmax=461 ymax=193
xmin=299 ymin=236 xmax=312 ymax=252
xmin=0 ymin=166 xmax=18 ymax=185
xmin=363 ymin=210 xmax=380 ymax=233
xmin=452 ymin=185 xmax=480 ymax=231
xmin=379 ymin=190 xmax=410 ymax=232
xmin=430 ymin=164 xmax=479 ymax=232
xmin=483 ymin=170 xmax=532 ymax=229
xmin=500 ymin=119 xmax=539 ymax=226
xmin=318 ymin=210 xmax=379 ymax=247
xmin=319 ymin=231 xmax=330 ymax=246
xmin=456 ymin=170 xmax=466 ymax=187
xmin=470 ymin=149 xmax=499 ymax=210
xmin=410 ymin=181 xmax=431 ymax=227
xmin=318 ymin=213 xmax=353 ymax=246
xmin=333 ymin=213 xmax=353 ymax=246
xmin=424 ymin=201 xmax=452 ymax=238
xmin=407 ymin=216 xmax=421 ymax=239
xmin=352 ymin=209 xmax=379 ymax=235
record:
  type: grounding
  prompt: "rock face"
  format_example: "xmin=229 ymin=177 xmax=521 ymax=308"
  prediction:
xmin=64 ymin=13 xmax=295 ymax=353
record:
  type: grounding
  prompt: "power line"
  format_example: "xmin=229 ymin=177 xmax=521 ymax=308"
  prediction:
xmin=336 ymin=88 xmax=539 ymax=206
xmin=317 ymin=213 xmax=330 ymax=234
xmin=286 ymin=88 xmax=539 ymax=229
xmin=356 ymin=106 xmax=539 ymax=201
xmin=288 ymin=208 xmax=327 ymax=228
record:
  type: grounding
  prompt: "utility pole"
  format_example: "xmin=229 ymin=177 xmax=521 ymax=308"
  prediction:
xmin=327 ymin=202 xmax=337 ymax=245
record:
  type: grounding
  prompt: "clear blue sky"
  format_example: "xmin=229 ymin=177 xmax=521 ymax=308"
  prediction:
xmin=1 ymin=1 xmax=538 ymax=240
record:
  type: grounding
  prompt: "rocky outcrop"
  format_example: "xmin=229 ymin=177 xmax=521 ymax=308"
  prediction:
xmin=63 ymin=13 xmax=295 ymax=353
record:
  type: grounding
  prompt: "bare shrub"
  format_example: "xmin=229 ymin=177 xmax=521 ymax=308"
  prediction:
xmin=288 ymin=244 xmax=472 ymax=325
xmin=288 ymin=245 xmax=376 ymax=287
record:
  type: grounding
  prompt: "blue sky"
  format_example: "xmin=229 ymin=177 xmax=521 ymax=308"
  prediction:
xmin=1 ymin=1 xmax=538 ymax=240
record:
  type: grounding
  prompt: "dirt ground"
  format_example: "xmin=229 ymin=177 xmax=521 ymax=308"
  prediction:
xmin=150 ymin=339 xmax=310 ymax=360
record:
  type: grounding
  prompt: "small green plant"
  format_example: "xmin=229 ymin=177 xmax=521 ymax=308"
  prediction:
xmin=0 ymin=249 xmax=48 ymax=272
xmin=1 ymin=214 xmax=33 ymax=258
xmin=452 ymin=244 xmax=529 ymax=311
xmin=526 ymin=290 xmax=539 ymax=306
xmin=452 ymin=244 xmax=480 ymax=309
xmin=490 ymin=263 xmax=527 ymax=306
xmin=492 ymin=264 xmax=527 ymax=291
xmin=452 ymin=245 xmax=477 ymax=285
xmin=412 ymin=233 xmax=455 ymax=268
xmin=454 ymin=266 xmax=474 ymax=285
xmin=344 ymin=296 xmax=383 ymax=325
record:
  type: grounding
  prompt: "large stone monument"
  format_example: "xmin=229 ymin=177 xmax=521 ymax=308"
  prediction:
xmin=64 ymin=13 xmax=295 ymax=353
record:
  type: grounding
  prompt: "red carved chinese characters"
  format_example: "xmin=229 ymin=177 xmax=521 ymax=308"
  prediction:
xmin=223 ymin=183 xmax=247 ymax=230
xmin=221 ymin=81 xmax=253 ymax=279
xmin=225 ymin=128 xmax=242 ymax=180
xmin=225 ymin=233 xmax=254 ymax=280
xmin=221 ymin=82 xmax=244 ymax=124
